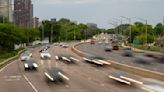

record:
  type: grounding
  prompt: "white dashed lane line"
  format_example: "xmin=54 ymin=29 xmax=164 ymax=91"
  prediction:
xmin=23 ymin=75 xmax=39 ymax=92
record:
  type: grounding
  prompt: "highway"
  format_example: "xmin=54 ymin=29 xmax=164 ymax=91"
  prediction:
xmin=76 ymin=42 xmax=164 ymax=73
xmin=0 ymin=42 xmax=163 ymax=92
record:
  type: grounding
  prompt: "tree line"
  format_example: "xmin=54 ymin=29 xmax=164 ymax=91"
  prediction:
xmin=106 ymin=22 xmax=164 ymax=45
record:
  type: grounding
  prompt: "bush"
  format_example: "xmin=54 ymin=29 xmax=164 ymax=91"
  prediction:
xmin=0 ymin=48 xmax=23 ymax=63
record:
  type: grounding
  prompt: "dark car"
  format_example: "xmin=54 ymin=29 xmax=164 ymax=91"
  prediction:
xmin=112 ymin=46 xmax=119 ymax=50
xmin=44 ymin=67 xmax=69 ymax=82
xmin=104 ymin=47 xmax=112 ymax=52
xmin=134 ymin=55 xmax=154 ymax=64
xmin=122 ymin=49 xmax=133 ymax=57
xmin=24 ymin=59 xmax=38 ymax=71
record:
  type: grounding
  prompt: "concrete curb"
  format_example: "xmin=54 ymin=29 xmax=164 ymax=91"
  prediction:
xmin=72 ymin=42 xmax=164 ymax=81
xmin=0 ymin=49 xmax=26 ymax=69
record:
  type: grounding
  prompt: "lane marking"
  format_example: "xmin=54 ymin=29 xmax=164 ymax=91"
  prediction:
xmin=0 ymin=60 xmax=16 ymax=72
xmin=23 ymin=75 xmax=38 ymax=92
xmin=141 ymin=87 xmax=155 ymax=92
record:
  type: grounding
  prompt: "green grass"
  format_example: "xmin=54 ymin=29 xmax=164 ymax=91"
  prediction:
xmin=132 ymin=45 xmax=160 ymax=52
xmin=0 ymin=49 xmax=23 ymax=63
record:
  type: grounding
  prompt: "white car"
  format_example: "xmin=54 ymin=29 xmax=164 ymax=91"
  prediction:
xmin=62 ymin=44 xmax=69 ymax=48
xmin=21 ymin=51 xmax=32 ymax=61
xmin=24 ymin=59 xmax=38 ymax=70
xmin=40 ymin=51 xmax=51 ymax=59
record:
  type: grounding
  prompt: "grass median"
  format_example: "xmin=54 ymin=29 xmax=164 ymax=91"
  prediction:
xmin=132 ymin=44 xmax=160 ymax=52
xmin=0 ymin=48 xmax=24 ymax=63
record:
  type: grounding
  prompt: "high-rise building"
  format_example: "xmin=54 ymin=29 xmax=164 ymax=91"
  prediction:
xmin=32 ymin=17 xmax=39 ymax=28
xmin=14 ymin=0 xmax=33 ymax=28
xmin=0 ymin=0 xmax=12 ymax=22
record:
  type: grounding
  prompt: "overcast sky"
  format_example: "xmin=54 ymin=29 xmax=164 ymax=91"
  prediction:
xmin=32 ymin=0 xmax=164 ymax=29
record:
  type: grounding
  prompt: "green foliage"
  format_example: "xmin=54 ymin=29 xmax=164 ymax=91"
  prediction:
xmin=0 ymin=48 xmax=23 ymax=63
xmin=154 ymin=23 xmax=164 ymax=36
xmin=40 ymin=18 xmax=100 ymax=42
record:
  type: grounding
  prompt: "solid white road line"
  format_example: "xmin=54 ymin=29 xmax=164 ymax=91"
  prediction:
xmin=23 ymin=75 xmax=38 ymax=92
xmin=0 ymin=60 xmax=16 ymax=72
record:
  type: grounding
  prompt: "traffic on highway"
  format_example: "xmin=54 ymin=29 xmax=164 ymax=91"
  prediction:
xmin=0 ymin=40 xmax=164 ymax=92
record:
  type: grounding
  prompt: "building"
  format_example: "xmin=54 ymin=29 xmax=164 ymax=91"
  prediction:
xmin=14 ymin=0 xmax=33 ymax=28
xmin=87 ymin=23 xmax=98 ymax=29
xmin=0 ymin=0 xmax=12 ymax=22
xmin=32 ymin=17 xmax=39 ymax=28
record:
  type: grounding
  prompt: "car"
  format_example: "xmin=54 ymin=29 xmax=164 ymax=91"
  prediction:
xmin=112 ymin=45 xmax=119 ymax=50
xmin=62 ymin=44 xmax=69 ymax=48
xmin=122 ymin=50 xmax=133 ymax=57
xmin=98 ymin=41 xmax=103 ymax=45
xmin=83 ymin=55 xmax=110 ymax=66
xmin=39 ymin=46 xmax=48 ymax=53
xmin=55 ymin=54 xmax=79 ymax=63
xmin=143 ymin=53 xmax=157 ymax=58
xmin=154 ymin=53 xmax=164 ymax=63
xmin=40 ymin=51 xmax=51 ymax=59
xmin=44 ymin=67 xmax=69 ymax=82
xmin=104 ymin=47 xmax=112 ymax=52
xmin=20 ymin=51 xmax=32 ymax=61
xmin=134 ymin=55 xmax=154 ymax=64
xmin=90 ymin=40 xmax=95 ymax=45
xmin=24 ymin=59 xmax=38 ymax=70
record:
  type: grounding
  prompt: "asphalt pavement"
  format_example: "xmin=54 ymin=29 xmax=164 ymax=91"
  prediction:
xmin=0 ymin=42 xmax=163 ymax=92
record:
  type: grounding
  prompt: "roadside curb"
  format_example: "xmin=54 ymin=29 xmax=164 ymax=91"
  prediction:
xmin=72 ymin=42 xmax=164 ymax=81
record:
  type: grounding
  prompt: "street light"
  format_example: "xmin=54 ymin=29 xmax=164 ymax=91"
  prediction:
xmin=109 ymin=21 xmax=118 ymax=40
xmin=120 ymin=16 xmax=132 ymax=46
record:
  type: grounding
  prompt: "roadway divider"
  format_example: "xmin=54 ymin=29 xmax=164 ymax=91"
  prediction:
xmin=72 ymin=42 xmax=164 ymax=81
xmin=0 ymin=49 xmax=26 ymax=69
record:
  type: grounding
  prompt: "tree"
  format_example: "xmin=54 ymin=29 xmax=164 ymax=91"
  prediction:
xmin=154 ymin=23 xmax=164 ymax=36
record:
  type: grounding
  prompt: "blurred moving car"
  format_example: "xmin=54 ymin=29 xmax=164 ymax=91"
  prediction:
xmin=112 ymin=45 xmax=119 ymax=50
xmin=135 ymin=55 xmax=154 ymax=64
xmin=90 ymin=40 xmax=95 ymax=45
xmin=44 ymin=67 xmax=69 ymax=82
xmin=40 ymin=51 xmax=51 ymax=59
xmin=24 ymin=59 xmax=38 ymax=70
xmin=62 ymin=43 xmax=69 ymax=48
xmin=21 ymin=51 xmax=32 ymax=61
xmin=104 ymin=46 xmax=112 ymax=52
xmin=122 ymin=49 xmax=133 ymax=57
xmin=83 ymin=55 xmax=110 ymax=66
xmin=154 ymin=53 xmax=164 ymax=63
xmin=55 ymin=54 xmax=79 ymax=63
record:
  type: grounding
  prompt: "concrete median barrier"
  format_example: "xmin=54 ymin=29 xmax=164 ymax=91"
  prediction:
xmin=72 ymin=42 xmax=164 ymax=81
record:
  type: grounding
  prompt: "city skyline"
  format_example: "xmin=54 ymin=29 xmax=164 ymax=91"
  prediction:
xmin=33 ymin=0 xmax=164 ymax=29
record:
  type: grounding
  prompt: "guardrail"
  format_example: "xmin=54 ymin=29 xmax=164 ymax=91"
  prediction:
xmin=72 ymin=42 xmax=164 ymax=81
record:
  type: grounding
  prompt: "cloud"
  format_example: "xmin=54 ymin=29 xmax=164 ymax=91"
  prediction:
xmin=33 ymin=0 xmax=100 ymax=5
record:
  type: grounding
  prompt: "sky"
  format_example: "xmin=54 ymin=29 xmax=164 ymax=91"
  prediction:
xmin=32 ymin=0 xmax=164 ymax=29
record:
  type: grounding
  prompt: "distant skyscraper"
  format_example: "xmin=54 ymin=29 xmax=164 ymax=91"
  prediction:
xmin=0 ymin=0 xmax=12 ymax=22
xmin=32 ymin=17 xmax=39 ymax=28
xmin=14 ymin=0 xmax=33 ymax=28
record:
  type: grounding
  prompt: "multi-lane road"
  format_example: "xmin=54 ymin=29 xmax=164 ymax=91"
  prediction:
xmin=0 ymin=42 xmax=163 ymax=92
xmin=76 ymin=42 xmax=164 ymax=73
